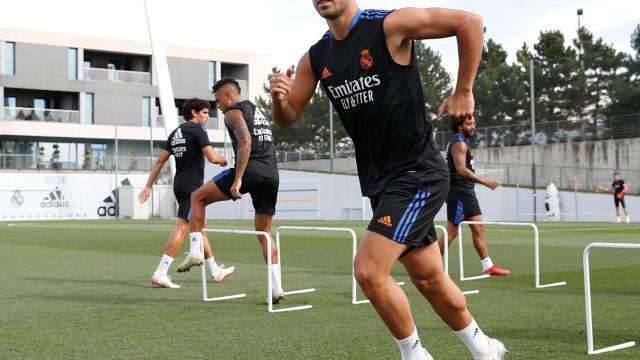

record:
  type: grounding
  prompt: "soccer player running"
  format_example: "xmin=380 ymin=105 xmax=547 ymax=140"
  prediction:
xmin=597 ymin=171 xmax=631 ymax=223
xmin=437 ymin=116 xmax=510 ymax=276
xmin=185 ymin=78 xmax=284 ymax=303
xmin=269 ymin=1 xmax=506 ymax=359
xmin=139 ymin=98 xmax=233 ymax=289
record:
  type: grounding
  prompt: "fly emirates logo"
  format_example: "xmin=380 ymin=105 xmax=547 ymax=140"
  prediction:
xmin=327 ymin=74 xmax=381 ymax=110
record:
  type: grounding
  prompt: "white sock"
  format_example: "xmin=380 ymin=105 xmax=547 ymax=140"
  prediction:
xmin=617 ymin=216 xmax=621 ymax=222
xmin=154 ymin=254 xmax=174 ymax=277
xmin=455 ymin=319 xmax=490 ymax=358
xmin=481 ymin=257 xmax=494 ymax=272
xmin=395 ymin=328 xmax=428 ymax=360
xmin=271 ymin=263 xmax=282 ymax=291
xmin=189 ymin=232 xmax=203 ymax=256
xmin=205 ymin=257 xmax=220 ymax=274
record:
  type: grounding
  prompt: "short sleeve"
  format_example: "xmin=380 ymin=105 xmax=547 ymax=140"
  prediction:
xmin=195 ymin=125 xmax=211 ymax=149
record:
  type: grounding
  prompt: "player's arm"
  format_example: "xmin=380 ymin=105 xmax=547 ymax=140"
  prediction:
xmin=451 ymin=142 xmax=498 ymax=190
xmin=383 ymin=7 xmax=483 ymax=119
xmin=138 ymin=150 xmax=171 ymax=203
xmin=595 ymin=186 xmax=609 ymax=192
xmin=225 ymin=109 xmax=251 ymax=199
xmin=270 ymin=52 xmax=318 ymax=128
xmin=202 ymin=146 xmax=227 ymax=167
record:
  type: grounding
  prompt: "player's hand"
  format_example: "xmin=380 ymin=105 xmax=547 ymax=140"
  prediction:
xmin=214 ymin=154 xmax=228 ymax=167
xmin=483 ymin=179 xmax=499 ymax=190
xmin=437 ymin=90 xmax=475 ymax=119
xmin=270 ymin=67 xmax=294 ymax=103
xmin=138 ymin=187 xmax=151 ymax=204
xmin=230 ymin=178 xmax=242 ymax=199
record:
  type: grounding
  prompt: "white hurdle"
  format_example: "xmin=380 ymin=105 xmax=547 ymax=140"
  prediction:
xmin=457 ymin=221 xmax=566 ymax=289
xmin=583 ymin=242 xmax=638 ymax=355
xmin=438 ymin=224 xmax=479 ymax=295
xmin=275 ymin=226 xmax=404 ymax=306
xmin=201 ymin=228 xmax=311 ymax=313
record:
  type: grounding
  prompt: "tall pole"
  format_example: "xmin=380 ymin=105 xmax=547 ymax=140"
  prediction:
xmin=144 ymin=0 xmax=177 ymax=179
xmin=329 ymin=102 xmax=334 ymax=173
xmin=529 ymin=58 xmax=537 ymax=222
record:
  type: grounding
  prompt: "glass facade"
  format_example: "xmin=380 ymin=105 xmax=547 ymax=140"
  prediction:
xmin=4 ymin=42 xmax=15 ymax=75
xmin=84 ymin=93 xmax=94 ymax=124
xmin=68 ymin=48 xmax=77 ymax=80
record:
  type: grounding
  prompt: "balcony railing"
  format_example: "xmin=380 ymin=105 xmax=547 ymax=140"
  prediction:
xmin=156 ymin=115 xmax=219 ymax=129
xmin=83 ymin=67 xmax=151 ymax=84
xmin=0 ymin=107 xmax=80 ymax=123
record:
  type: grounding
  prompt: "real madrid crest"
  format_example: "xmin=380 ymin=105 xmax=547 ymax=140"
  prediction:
xmin=360 ymin=49 xmax=373 ymax=69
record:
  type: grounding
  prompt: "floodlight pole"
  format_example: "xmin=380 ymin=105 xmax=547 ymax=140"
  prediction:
xmin=329 ymin=102 xmax=334 ymax=173
xmin=529 ymin=59 xmax=537 ymax=222
xmin=143 ymin=0 xmax=178 ymax=179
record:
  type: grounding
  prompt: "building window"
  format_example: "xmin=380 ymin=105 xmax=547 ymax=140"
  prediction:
xmin=3 ymin=96 xmax=17 ymax=117
xmin=4 ymin=42 xmax=15 ymax=75
xmin=68 ymin=48 xmax=77 ymax=80
xmin=84 ymin=93 xmax=94 ymax=124
xmin=208 ymin=61 xmax=216 ymax=90
xmin=142 ymin=96 xmax=151 ymax=127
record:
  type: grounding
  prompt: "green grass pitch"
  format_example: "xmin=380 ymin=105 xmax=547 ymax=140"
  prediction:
xmin=1 ymin=220 xmax=639 ymax=359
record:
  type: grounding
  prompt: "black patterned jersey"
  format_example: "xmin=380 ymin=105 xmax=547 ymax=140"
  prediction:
xmin=308 ymin=9 xmax=447 ymax=196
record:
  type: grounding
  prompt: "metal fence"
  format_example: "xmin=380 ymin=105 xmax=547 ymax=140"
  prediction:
xmin=434 ymin=114 xmax=640 ymax=150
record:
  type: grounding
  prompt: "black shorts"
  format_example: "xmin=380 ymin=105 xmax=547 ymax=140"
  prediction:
xmin=614 ymin=196 xmax=626 ymax=209
xmin=446 ymin=190 xmax=482 ymax=225
xmin=367 ymin=170 xmax=448 ymax=248
xmin=213 ymin=168 xmax=279 ymax=215
xmin=174 ymin=187 xmax=198 ymax=221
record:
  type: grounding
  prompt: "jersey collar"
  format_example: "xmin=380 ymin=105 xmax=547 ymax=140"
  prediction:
xmin=329 ymin=8 xmax=362 ymax=40
xmin=455 ymin=133 xmax=466 ymax=141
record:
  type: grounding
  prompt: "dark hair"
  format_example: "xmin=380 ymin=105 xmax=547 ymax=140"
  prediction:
xmin=613 ymin=171 xmax=620 ymax=176
xmin=449 ymin=116 xmax=466 ymax=133
xmin=182 ymin=98 xmax=211 ymax=120
xmin=212 ymin=77 xmax=241 ymax=94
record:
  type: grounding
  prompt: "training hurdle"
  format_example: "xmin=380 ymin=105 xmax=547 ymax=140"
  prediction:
xmin=583 ymin=242 xmax=638 ymax=355
xmin=439 ymin=224 xmax=479 ymax=295
xmin=200 ymin=228 xmax=311 ymax=313
xmin=457 ymin=221 xmax=566 ymax=289
xmin=275 ymin=226 xmax=406 ymax=306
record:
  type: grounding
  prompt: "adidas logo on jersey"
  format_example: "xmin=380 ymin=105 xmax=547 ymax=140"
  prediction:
xmin=377 ymin=215 xmax=392 ymax=227
xmin=171 ymin=128 xmax=186 ymax=146
xmin=321 ymin=67 xmax=332 ymax=79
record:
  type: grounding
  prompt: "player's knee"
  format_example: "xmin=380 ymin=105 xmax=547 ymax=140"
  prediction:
xmin=353 ymin=260 xmax=378 ymax=288
xmin=410 ymin=270 xmax=446 ymax=293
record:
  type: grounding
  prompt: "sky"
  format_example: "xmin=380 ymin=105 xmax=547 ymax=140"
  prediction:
xmin=1 ymin=0 xmax=639 ymax=81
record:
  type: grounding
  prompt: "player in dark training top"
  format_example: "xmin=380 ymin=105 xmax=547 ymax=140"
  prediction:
xmin=438 ymin=115 xmax=510 ymax=277
xmin=185 ymin=78 xmax=284 ymax=303
xmin=138 ymin=98 xmax=233 ymax=289
xmin=597 ymin=171 xmax=631 ymax=223
xmin=269 ymin=1 xmax=506 ymax=359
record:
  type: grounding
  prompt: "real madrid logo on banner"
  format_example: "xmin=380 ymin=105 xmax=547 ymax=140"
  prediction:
xmin=11 ymin=190 xmax=24 ymax=207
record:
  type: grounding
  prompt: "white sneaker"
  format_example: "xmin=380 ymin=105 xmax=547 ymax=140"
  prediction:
xmin=475 ymin=338 xmax=507 ymax=360
xmin=269 ymin=287 xmax=285 ymax=305
xmin=211 ymin=264 xmax=235 ymax=283
xmin=176 ymin=253 xmax=204 ymax=273
xmin=615 ymin=218 xmax=622 ymax=223
xmin=626 ymin=217 xmax=631 ymax=223
xmin=423 ymin=348 xmax=434 ymax=360
xmin=151 ymin=273 xmax=180 ymax=288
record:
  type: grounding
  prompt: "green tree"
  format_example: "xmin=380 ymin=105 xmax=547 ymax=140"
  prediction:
xmin=609 ymin=24 xmax=640 ymax=116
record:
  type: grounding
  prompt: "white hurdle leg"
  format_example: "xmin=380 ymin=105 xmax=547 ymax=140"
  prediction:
xmin=200 ymin=230 xmax=246 ymax=302
xmin=275 ymin=226 xmax=404 ymax=306
xmin=584 ymin=242 xmax=638 ymax=355
xmin=438 ymin=224 xmax=479 ymax=295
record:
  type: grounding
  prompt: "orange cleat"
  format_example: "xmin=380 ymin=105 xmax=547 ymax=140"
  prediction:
xmin=483 ymin=264 xmax=511 ymax=276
